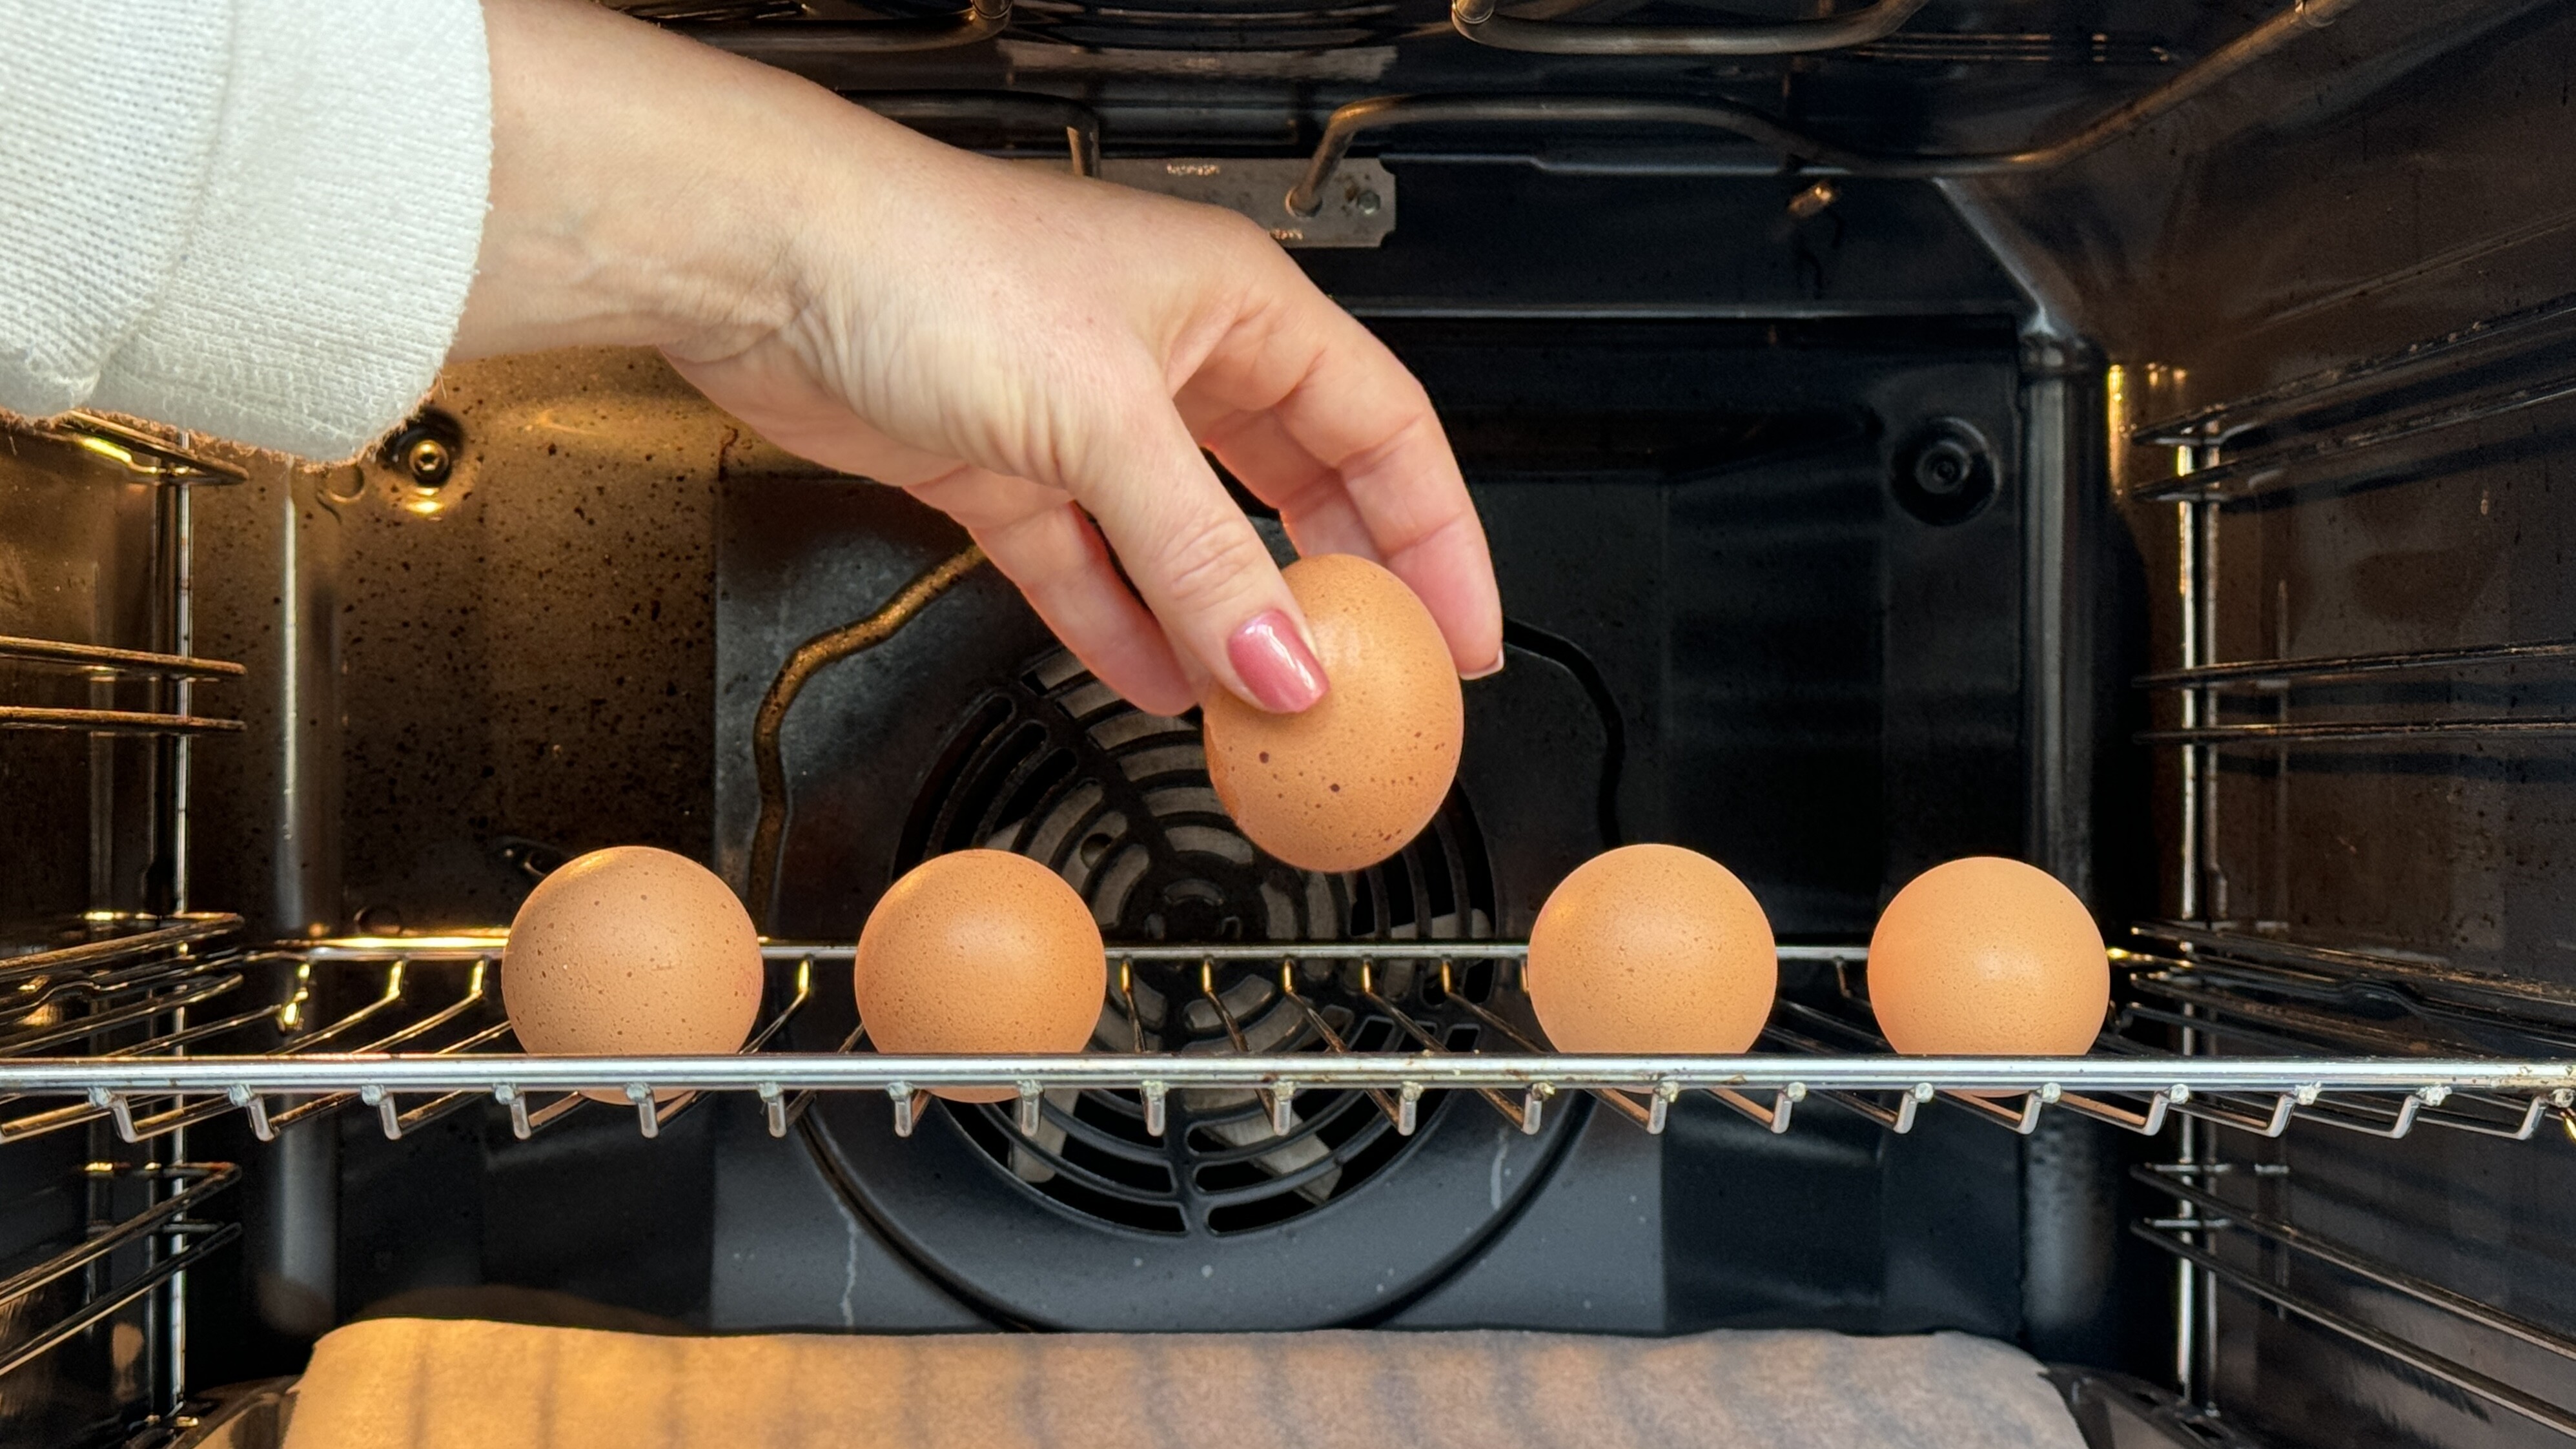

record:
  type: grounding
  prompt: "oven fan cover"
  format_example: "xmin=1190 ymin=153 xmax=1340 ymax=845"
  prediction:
xmin=803 ymin=650 xmax=1582 ymax=1329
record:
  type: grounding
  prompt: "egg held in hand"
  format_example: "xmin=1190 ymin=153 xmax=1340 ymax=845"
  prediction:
xmin=854 ymin=849 xmax=1107 ymax=1103
xmin=502 ymin=845 xmax=766 ymax=1103
xmin=1203 ymin=553 xmax=1464 ymax=874
xmin=1527 ymin=844 xmax=1778 ymax=1054
xmin=1866 ymin=856 xmax=2109 ymax=1057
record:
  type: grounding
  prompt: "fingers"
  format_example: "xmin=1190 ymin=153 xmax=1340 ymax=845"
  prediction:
xmin=1183 ymin=285 xmax=1503 ymax=677
xmin=905 ymin=469 xmax=1197 ymax=716
xmin=1059 ymin=390 xmax=1328 ymax=715
xmin=1188 ymin=406 xmax=1378 ymax=562
xmin=1325 ymin=423 xmax=1504 ymax=679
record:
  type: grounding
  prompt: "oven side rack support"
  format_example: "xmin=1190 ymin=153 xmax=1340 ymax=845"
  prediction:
xmin=2131 ymin=1168 xmax=2576 ymax=1441
xmin=0 ymin=1164 xmax=241 ymax=1387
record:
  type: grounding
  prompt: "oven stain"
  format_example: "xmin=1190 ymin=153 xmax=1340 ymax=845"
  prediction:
xmin=839 ymin=1213 xmax=862 ymax=1327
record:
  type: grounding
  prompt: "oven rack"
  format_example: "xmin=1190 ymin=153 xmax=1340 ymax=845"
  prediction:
xmin=2134 ymin=1164 xmax=2576 ymax=1439
xmin=0 ymin=1162 xmax=239 ymax=1385
xmin=8 ymin=934 xmax=2576 ymax=1152
xmin=0 ymin=619 xmax=246 ymax=736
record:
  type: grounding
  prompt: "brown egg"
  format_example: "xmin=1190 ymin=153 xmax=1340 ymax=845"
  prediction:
xmin=1527 ymin=845 xmax=1777 ymax=1054
xmin=1203 ymin=553 xmax=1463 ymax=874
xmin=854 ymin=850 xmax=1106 ymax=1102
xmin=1867 ymin=857 xmax=2109 ymax=1056
xmin=503 ymin=846 xmax=765 ymax=1102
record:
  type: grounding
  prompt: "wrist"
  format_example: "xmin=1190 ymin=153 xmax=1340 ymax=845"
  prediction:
xmin=451 ymin=0 xmax=810 ymax=364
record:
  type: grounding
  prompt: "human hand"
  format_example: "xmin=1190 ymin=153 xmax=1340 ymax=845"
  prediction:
xmin=455 ymin=0 xmax=1501 ymax=718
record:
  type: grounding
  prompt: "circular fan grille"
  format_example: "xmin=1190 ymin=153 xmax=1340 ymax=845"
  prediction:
xmin=897 ymin=649 xmax=1498 ymax=1236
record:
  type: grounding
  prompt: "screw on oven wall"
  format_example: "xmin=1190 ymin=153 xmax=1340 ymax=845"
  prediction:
xmin=496 ymin=835 xmax=572 ymax=883
xmin=1786 ymin=180 xmax=1838 ymax=221
xmin=1890 ymin=418 xmax=1998 ymax=526
xmin=383 ymin=409 xmax=465 ymax=488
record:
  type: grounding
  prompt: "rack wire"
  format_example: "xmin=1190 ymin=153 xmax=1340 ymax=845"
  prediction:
xmin=2134 ymin=637 xmax=2576 ymax=691
xmin=2140 ymin=643 xmax=2576 ymax=753
xmin=0 ymin=624 xmax=247 ymax=736
xmin=0 ymin=1163 xmax=240 ymax=1384
xmin=7 ymin=930 xmax=2576 ymax=1155
xmin=34 ymin=411 xmax=248 ymax=486
xmin=2129 ymin=289 xmax=2576 ymax=506
xmin=0 ymin=704 xmax=245 ymax=735
xmin=2134 ymin=1166 xmax=2576 ymax=1437
xmin=1 ymin=913 xmax=241 ymax=985
xmin=0 ymin=635 xmax=247 ymax=681
xmin=2129 ymin=612 xmax=2576 ymax=752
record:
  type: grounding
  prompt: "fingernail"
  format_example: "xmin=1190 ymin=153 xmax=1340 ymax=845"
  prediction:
xmin=1227 ymin=610 xmax=1327 ymax=712
xmin=1462 ymin=652 xmax=1506 ymax=681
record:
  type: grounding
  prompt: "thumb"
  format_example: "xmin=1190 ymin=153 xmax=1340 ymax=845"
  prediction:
xmin=1067 ymin=393 xmax=1327 ymax=715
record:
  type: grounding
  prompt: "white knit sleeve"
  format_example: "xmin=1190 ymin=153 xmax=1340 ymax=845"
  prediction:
xmin=0 ymin=0 xmax=489 ymax=460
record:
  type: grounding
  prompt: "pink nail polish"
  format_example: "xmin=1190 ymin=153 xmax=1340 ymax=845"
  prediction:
xmin=1227 ymin=610 xmax=1327 ymax=713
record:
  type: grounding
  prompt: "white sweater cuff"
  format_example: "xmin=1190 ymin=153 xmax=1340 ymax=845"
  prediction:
xmin=3 ymin=0 xmax=489 ymax=461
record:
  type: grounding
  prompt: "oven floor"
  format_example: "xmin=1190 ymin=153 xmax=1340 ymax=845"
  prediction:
xmin=278 ymin=1318 xmax=2084 ymax=1448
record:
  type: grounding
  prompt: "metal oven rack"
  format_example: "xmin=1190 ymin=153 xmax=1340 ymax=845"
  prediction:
xmin=14 ymin=918 xmax=2576 ymax=1429
xmin=10 ymin=934 xmax=2576 ymax=1147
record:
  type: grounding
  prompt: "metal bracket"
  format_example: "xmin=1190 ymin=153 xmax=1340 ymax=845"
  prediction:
xmin=1023 ymin=158 xmax=1395 ymax=249
xmin=38 ymin=411 xmax=248 ymax=484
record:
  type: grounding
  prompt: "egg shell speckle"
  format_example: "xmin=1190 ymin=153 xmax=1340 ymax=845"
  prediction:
xmin=1202 ymin=554 xmax=1463 ymax=874
xmin=1866 ymin=856 xmax=2109 ymax=1056
xmin=854 ymin=850 xmax=1107 ymax=1103
xmin=1526 ymin=844 xmax=1777 ymax=1054
xmin=502 ymin=845 xmax=764 ymax=1102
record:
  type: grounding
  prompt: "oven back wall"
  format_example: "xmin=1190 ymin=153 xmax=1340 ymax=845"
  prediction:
xmin=192 ymin=349 xmax=786 ymax=940
xmin=706 ymin=316 xmax=2034 ymax=1335
xmin=186 ymin=333 xmax=2037 ymax=1341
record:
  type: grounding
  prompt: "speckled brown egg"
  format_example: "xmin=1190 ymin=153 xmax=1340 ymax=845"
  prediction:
xmin=854 ymin=850 xmax=1106 ymax=1102
xmin=503 ymin=846 xmax=765 ymax=1102
xmin=1527 ymin=845 xmax=1777 ymax=1054
xmin=1203 ymin=554 xmax=1464 ymax=874
xmin=1868 ymin=857 xmax=2109 ymax=1056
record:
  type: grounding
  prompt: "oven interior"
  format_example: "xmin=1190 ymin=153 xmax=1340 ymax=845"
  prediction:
xmin=10 ymin=0 xmax=2576 ymax=1444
